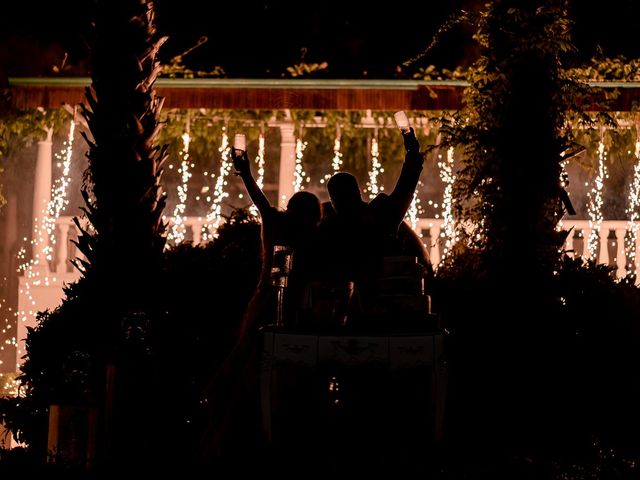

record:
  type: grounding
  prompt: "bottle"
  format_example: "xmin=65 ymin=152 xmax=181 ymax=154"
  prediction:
xmin=271 ymin=245 xmax=294 ymax=327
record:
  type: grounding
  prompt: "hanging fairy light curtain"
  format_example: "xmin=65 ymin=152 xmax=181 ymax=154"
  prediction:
xmin=293 ymin=126 xmax=308 ymax=192
xmin=404 ymin=123 xmax=422 ymax=232
xmin=322 ymin=124 xmax=343 ymax=185
xmin=44 ymin=118 xmax=76 ymax=262
xmin=331 ymin=124 xmax=343 ymax=173
xmin=250 ymin=128 xmax=266 ymax=217
xmin=19 ymin=120 xmax=77 ymax=273
xmin=586 ymin=130 xmax=608 ymax=259
xmin=367 ymin=128 xmax=383 ymax=199
xmin=405 ymin=185 xmax=421 ymax=232
xmin=625 ymin=125 xmax=640 ymax=274
xmin=168 ymin=119 xmax=191 ymax=244
xmin=16 ymin=119 xmax=76 ymax=369
xmin=438 ymin=146 xmax=456 ymax=260
xmin=202 ymin=126 xmax=232 ymax=241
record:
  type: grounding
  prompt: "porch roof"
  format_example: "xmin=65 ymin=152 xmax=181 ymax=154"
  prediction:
xmin=8 ymin=77 xmax=640 ymax=111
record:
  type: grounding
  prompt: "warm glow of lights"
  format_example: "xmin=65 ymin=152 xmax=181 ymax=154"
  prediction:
xmin=587 ymin=139 xmax=608 ymax=259
xmin=0 ymin=373 xmax=20 ymax=397
xmin=14 ymin=120 xmax=77 ymax=371
xmin=438 ymin=147 xmax=456 ymax=261
xmin=293 ymin=138 xmax=308 ymax=192
xmin=367 ymin=135 xmax=383 ymax=199
xmin=168 ymin=130 xmax=191 ymax=244
xmin=332 ymin=135 xmax=343 ymax=173
xmin=42 ymin=120 xmax=75 ymax=262
xmin=250 ymin=133 xmax=266 ymax=217
xmin=405 ymin=187 xmax=422 ymax=233
xmin=203 ymin=129 xmax=231 ymax=240
xmin=626 ymin=138 xmax=640 ymax=274
xmin=322 ymin=130 xmax=343 ymax=184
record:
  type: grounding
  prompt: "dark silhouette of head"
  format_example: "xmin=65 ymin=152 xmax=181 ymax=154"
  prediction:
xmin=327 ymin=172 xmax=364 ymax=216
xmin=286 ymin=191 xmax=322 ymax=227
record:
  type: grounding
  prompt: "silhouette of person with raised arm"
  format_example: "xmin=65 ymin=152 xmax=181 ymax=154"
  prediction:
xmin=200 ymin=146 xmax=322 ymax=459
xmin=318 ymin=127 xmax=426 ymax=310
xmin=231 ymin=146 xmax=321 ymax=334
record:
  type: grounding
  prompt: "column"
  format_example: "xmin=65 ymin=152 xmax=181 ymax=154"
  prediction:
xmin=278 ymin=122 xmax=296 ymax=209
xmin=32 ymin=128 xmax=53 ymax=272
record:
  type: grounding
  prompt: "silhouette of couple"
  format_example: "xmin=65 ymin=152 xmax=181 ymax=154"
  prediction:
xmin=201 ymin=126 xmax=428 ymax=458
xmin=233 ymin=125 xmax=429 ymax=331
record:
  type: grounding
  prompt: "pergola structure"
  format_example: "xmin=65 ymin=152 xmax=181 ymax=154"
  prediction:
xmin=10 ymin=77 xmax=640 ymax=213
xmin=5 ymin=77 xmax=640 ymax=375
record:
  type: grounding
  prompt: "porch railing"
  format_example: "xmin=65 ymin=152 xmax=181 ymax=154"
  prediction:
xmin=48 ymin=216 xmax=640 ymax=279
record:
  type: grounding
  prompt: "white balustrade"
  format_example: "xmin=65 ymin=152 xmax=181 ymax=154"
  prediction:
xmin=47 ymin=216 xmax=640 ymax=280
xmin=415 ymin=218 xmax=640 ymax=279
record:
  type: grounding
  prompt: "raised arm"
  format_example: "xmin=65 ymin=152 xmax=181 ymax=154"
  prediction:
xmin=387 ymin=128 xmax=425 ymax=226
xmin=231 ymin=147 xmax=271 ymax=215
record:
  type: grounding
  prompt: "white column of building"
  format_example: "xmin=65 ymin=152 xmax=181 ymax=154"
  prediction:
xmin=278 ymin=122 xmax=296 ymax=209
xmin=32 ymin=128 xmax=53 ymax=272
xmin=17 ymin=127 xmax=57 ymax=372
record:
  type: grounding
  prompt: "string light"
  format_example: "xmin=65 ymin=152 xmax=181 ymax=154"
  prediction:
xmin=405 ymin=189 xmax=422 ymax=233
xmin=367 ymin=133 xmax=383 ymax=199
xmin=202 ymin=129 xmax=231 ymax=241
xmin=322 ymin=126 xmax=343 ymax=184
xmin=438 ymin=147 xmax=456 ymax=261
xmin=625 ymin=137 xmax=640 ymax=274
xmin=0 ymin=372 xmax=20 ymax=396
xmin=15 ymin=120 xmax=76 ymax=370
xmin=331 ymin=130 xmax=343 ymax=173
xmin=42 ymin=120 xmax=75 ymax=262
xmin=586 ymin=138 xmax=608 ymax=259
xmin=168 ymin=129 xmax=191 ymax=244
xmin=293 ymin=137 xmax=308 ymax=192
xmin=250 ymin=133 xmax=266 ymax=217
xmin=557 ymin=156 xmax=570 ymax=238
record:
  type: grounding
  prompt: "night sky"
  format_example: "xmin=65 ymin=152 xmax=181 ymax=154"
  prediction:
xmin=1 ymin=0 xmax=640 ymax=79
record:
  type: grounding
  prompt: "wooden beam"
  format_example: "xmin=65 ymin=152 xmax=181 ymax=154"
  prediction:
xmin=8 ymin=82 xmax=465 ymax=111
xmin=8 ymin=78 xmax=640 ymax=112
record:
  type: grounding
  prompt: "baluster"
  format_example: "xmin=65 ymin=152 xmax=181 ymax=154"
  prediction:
xmin=615 ymin=228 xmax=627 ymax=279
xmin=71 ymin=226 xmax=87 ymax=266
xmin=598 ymin=228 xmax=609 ymax=266
xmin=54 ymin=221 xmax=71 ymax=274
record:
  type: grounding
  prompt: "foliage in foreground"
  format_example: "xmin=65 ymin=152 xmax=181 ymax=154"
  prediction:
xmin=0 ymin=210 xmax=261 ymax=465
